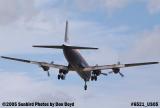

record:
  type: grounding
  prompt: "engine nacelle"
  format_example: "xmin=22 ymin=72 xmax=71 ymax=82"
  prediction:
xmin=112 ymin=68 xmax=120 ymax=74
xmin=59 ymin=69 xmax=68 ymax=74
xmin=41 ymin=65 xmax=50 ymax=71
xmin=92 ymin=70 xmax=101 ymax=76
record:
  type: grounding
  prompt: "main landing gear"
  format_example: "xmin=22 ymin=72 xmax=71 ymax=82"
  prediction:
xmin=57 ymin=69 xmax=68 ymax=80
xmin=58 ymin=74 xmax=65 ymax=80
xmin=91 ymin=75 xmax=97 ymax=81
xmin=91 ymin=70 xmax=101 ymax=81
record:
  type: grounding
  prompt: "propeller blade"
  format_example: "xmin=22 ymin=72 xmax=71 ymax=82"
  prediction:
xmin=119 ymin=72 xmax=124 ymax=77
xmin=108 ymin=71 xmax=113 ymax=74
xmin=101 ymin=73 xmax=108 ymax=76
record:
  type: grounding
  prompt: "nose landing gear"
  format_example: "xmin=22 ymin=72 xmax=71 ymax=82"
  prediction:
xmin=84 ymin=81 xmax=87 ymax=90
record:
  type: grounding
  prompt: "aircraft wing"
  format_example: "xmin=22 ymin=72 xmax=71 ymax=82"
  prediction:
xmin=1 ymin=56 xmax=69 ymax=71
xmin=83 ymin=62 xmax=159 ymax=71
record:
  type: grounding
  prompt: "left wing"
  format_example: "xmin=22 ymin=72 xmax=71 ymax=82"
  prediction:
xmin=83 ymin=62 xmax=159 ymax=71
xmin=1 ymin=56 xmax=70 ymax=71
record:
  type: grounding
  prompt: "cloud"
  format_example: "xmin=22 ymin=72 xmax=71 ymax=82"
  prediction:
xmin=74 ymin=0 xmax=99 ymax=12
xmin=74 ymin=0 xmax=130 ymax=13
xmin=148 ymin=0 xmax=160 ymax=14
xmin=101 ymin=0 xmax=130 ymax=13
xmin=0 ymin=0 xmax=38 ymax=25
xmin=0 ymin=9 xmax=66 ymax=54
xmin=0 ymin=71 xmax=76 ymax=108
xmin=121 ymin=26 xmax=160 ymax=62
xmin=74 ymin=0 xmax=160 ymax=15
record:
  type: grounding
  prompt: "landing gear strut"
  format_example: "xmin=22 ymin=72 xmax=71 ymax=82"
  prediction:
xmin=91 ymin=70 xmax=101 ymax=81
xmin=47 ymin=71 xmax=50 ymax=77
xmin=84 ymin=81 xmax=87 ymax=90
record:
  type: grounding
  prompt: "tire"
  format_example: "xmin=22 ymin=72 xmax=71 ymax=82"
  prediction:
xmin=84 ymin=85 xmax=87 ymax=90
xmin=91 ymin=76 xmax=94 ymax=81
xmin=94 ymin=76 xmax=97 ymax=81
xmin=58 ymin=74 xmax=61 ymax=80
xmin=61 ymin=75 xmax=65 ymax=80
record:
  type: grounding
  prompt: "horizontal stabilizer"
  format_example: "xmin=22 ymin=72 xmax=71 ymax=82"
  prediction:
xmin=33 ymin=45 xmax=98 ymax=50
xmin=68 ymin=46 xmax=98 ymax=50
xmin=33 ymin=45 xmax=63 ymax=49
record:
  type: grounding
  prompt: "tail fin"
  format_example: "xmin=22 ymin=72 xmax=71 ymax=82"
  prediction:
xmin=64 ymin=20 xmax=69 ymax=43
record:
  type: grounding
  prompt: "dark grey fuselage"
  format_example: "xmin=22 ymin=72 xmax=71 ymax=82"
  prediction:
xmin=63 ymin=46 xmax=91 ymax=81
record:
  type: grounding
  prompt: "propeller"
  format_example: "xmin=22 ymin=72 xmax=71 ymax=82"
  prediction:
xmin=116 ymin=61 xmax=124 ymax=77
xmin=46 ymin=61 xmax=54 ymax=77
xmin=101 ymin=72 xmax=108 ymax=76
xmin=94 ymin=64 xmax=108 ymax=76
xmin=39 ymin=64 xmax=50 ymax=77
xmin=108 ymin=69 xmax=124 ymax=77
xmin=119 ymin=72 xmax=124 ymax=77
xmin=108 ymin=71 xmax=113 ymax=74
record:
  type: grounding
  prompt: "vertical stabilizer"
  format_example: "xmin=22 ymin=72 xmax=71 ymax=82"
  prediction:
xmin=64 ymin=20 xmax=69 ymax=43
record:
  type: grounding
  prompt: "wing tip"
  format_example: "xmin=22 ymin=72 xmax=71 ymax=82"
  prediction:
xmin=1 ymin=56 xmax=9 ymax=59
xmin=32 ymin=45 xmax=39 ymax=47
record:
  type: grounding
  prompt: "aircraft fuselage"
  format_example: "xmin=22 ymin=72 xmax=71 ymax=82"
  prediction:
xmin=63 ymin=46 xmax=91 ymax=81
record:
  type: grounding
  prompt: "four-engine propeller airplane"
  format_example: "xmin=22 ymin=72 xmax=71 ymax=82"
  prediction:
xmin=1 ymin=21 xmax=160 ymax=90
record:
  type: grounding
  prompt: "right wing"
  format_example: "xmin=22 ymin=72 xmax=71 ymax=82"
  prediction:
xmin=83 ymin=62 xmax=159 ymax=71
xmin=1 ymin=56 xmax=70 ymax=71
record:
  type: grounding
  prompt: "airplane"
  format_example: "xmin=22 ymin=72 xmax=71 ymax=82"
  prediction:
xmin=1 ymin=21 xmax=160 ymax=90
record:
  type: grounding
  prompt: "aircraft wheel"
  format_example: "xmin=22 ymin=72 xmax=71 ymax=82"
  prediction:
xmin=94 ymin=76 xmax=97 ymax=81
xmin=61 ymin=74 xmax=65 ymax=80
xmin=84 ymin=81 xmax=87 ymax=90
xmin=91 ymin=76 xmax=94 ymax=81
xmin=84 ymin=85 xmax=87 ymax=90
xmin=58 ymin=74 xmax=61 ymax=80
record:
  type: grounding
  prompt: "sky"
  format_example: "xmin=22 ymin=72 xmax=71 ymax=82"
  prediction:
xmin=0 ymin=0 xmax=160 ymax=108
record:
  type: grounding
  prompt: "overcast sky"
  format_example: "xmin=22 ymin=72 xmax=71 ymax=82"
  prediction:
xmin=0 ymin=0 xmax=160 ymax=108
